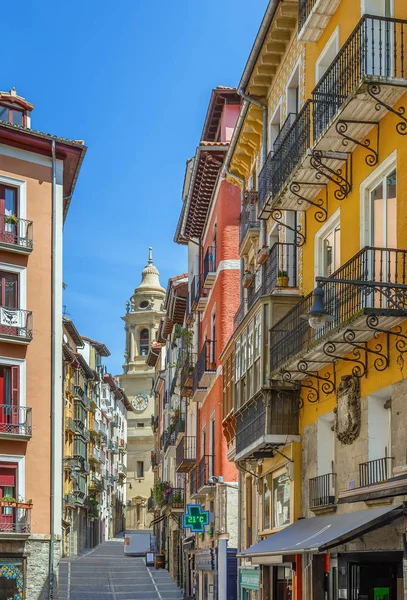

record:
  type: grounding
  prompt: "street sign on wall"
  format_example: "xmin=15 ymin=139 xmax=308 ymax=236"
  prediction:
xmin=182 ymin=504 xmax=210 ymax=533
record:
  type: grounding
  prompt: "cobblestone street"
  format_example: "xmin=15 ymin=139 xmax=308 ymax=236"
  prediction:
xmin=58 ymin=536 xmax=183 ymax=600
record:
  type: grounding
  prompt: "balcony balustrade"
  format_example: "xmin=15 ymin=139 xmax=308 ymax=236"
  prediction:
xmin=89 ymin=473 xmax=104 ymax=491
xmin=176 ymin=436 xmax=197 ymax=473
xmin=234 ymin=299 xmax=248 ymax=330
xmin=240 ymin=191 xmax=259 ymax=254
xmin=189 ymin=467 xmax=197 ymax=497
xmin=270 ymin=247 xmax=407 ymax=379
xmin=162 ymin=430 xmax=177 ymax=453
xmin=0 ymin=307 xmax=33 ymax=344
xmin=74 ymin=419 xmax=90 ymax=442
xmin=118 ymin=463 xmax=127 ymax=477
xmin=190 ymin=275 xmax=208 ymax=312
xmin=147 ymin=493 xmax=156 ymax=512
xmin=197 ymin=340 xmax=216 ymax=388
xmin=180 ymin=352 xmax=196 ymax=397
xmin=203 ymin=246 xmax=216 ymax=288
xmin=151 ymin=451 xmax=158 ymax=469
xmin=192 ymin=363 xmax=207 ymax=402
xmin=0 ymin=405 xmax=32 ymax=440
xmin=74 ymin=388 xmax=90 ymax=411
xmin=309 ymin=473 xmax=336 ymax=509
xmin=247 ymin=243 xmax=297 ymax=307
xmin=359 ymin=457 xmax=393 ymax=487
xmin=0 ymin=215 xmax=34 ymax=254
xmin=65 ymin=416 xmax=76 ymax=434
xmin=235 ymin=390 xmax=300 ymax=461
xmin=0 ymin=505 xmax=32 ymax=536
xmin=197 ymin=455 xmax=214 ymax=492
xmin=162 ymin=487 xmax=185 ymax=509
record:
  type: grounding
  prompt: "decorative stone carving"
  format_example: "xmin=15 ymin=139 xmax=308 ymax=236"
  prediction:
xmin=334 ymin=375 xmax=361 ymax=445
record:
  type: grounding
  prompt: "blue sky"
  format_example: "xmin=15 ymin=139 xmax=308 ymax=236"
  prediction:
xmin=3 ymin=0 xmax=268 ymax=374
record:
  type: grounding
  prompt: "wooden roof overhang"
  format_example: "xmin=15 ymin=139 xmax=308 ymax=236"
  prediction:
xmin=162 ymin=315 xmax=174 ymax=338
xmin=202 ymin=87 xmax=240 ymax=141
xmin=0 ymin=121 xmax=87 ymax=220
xmin=76 ymin=353 xmax=95 ymax=380
xmin=184 ymin=144 xmax=228 ymax=239
xmin=156 ymin=318 xmax=166 ymax=344
xmin=146 ymin=343 xmax=162 ymax=368
xmin=63 ymin=317 xmax=84 ymax=349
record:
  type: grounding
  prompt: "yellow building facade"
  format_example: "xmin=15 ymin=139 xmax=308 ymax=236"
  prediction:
xmin=224 ymin=1 xmax=407 ymax=598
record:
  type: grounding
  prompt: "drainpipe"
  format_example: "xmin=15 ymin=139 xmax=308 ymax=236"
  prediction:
xmin=238 ymin=89 xmax=268 ymax=247
xmin=49 ymin=139 xmax=57 ymax=599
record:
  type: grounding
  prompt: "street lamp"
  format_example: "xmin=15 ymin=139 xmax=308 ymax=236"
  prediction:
xmin=301 ymin=282 xmax=334 ymax=329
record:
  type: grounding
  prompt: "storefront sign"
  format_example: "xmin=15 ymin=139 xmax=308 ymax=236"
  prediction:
xmin=182 ymin=504 xmax=210 ymax=533
xmin=240 ymin=568 xmax=260 ymax=590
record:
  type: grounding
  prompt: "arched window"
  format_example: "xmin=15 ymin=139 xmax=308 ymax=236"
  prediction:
xmin=140 ymin=329 xmax=149 ymax=356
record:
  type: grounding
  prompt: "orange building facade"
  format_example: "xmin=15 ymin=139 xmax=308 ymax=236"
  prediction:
xmin=0 ymin=89 xmax=85 ymax=598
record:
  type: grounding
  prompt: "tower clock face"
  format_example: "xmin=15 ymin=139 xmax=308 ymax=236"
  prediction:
xmin=132 ymin=393 xmax=149 ymax=412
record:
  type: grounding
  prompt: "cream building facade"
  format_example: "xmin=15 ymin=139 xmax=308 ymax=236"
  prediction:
xmin=119 ymin=249 xmax=165 ymax=529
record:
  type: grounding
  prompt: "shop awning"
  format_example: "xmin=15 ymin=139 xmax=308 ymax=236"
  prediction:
xmin=150 ymin=513 xmax=166 ymax=526
xmin=241 ymin=504 xmax=404 ymax=558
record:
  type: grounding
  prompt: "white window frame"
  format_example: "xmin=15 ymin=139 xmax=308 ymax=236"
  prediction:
xmin=0 ymin=356 xmax=26 ymax=408
xmin=361 ymin=0 xmax=393 ymax=17
xmin=0 ymin=262 xmax=27 ymax=311
xmin=314 ymin=208 xmax=340 ymax=279
xmin=0 ymin=454 xmax=25 ymax=501
xmin=286 ymin=58 xmax=301 ymax=115
xmin=316 ymin=26 xmax=339 ymax=84
xmin=268 ymin=100 xmax=282 ymax=154
xmin=0 ymin=174 xmax=27 ymax=221
xmin=360 ymin=151 xmax=397 ymax=248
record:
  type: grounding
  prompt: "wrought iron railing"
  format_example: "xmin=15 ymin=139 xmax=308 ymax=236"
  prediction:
xmin=190 ymin=275 xmax=200 ymax=309
xmin=204 ymin=246 xmax=216 ymax=281
xmin=309 ymin=473 xmax=336 ymax=508
xmin=298 ymin=0 xmax=318 ymax=31
xmin=0 ymin=405 xmax=33 ymax=437
xmin=163 ymin=487 xmax=185 ymax=508
xmin=0 ymin=505 xmax=32 ymax=534
xmin=234 ymin=299 xmax=248 ymax=329
xmin=247 ymin=242 xmax=297 ymax=310
xmin=180 ymin=352 xmax=196 ymax=394
xmin=161 ymin=430 xmax=177 ymax=453
xmin=313 ymin=15 xmax=407 ymax=140
xmin=176 ymin=436 xmax=196 ymax=469
xmin=240 ymin=191 xmax=259 ymax=245
xmin=197 ymin=340 xmax=216 ymax=381
xmin=74 ymin=389 xmax=90 ymax=410
xmin=0 ymin=307 xmax=33 ymax=341
xmin=359 ymin=456 xmax=393 ymax=487
xmin=0 ymin=215 xmax=34 ymax=252
xmin=273 ymin=113 xmax=297 ymax=153
xmin=173 ymin=416 xmax=186 ymax=438
xmin=198 ymin=455 xmax=213 ymax=490
xmin=151 ymin=451 xmax=158 ymax=468
xmin=235 ymin=391 xmax=299 ymax=456
xmin=74 ymin=419 xmax=90 ymax=442
xmin=147 ymin=493 xmax=155 ymax=512
xmin=270 ymin=246 xmax=407 ymax=373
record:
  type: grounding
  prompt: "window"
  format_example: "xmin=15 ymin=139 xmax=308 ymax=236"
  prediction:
xmin=0 ymin=271 xmax=18 ymax=308
xmin=0 ymin=464 xmax=17 ymax=522
xmin=136 ymin=504 xmax=141 ymax=522
xmin=316 ymin=27 xmax=339 ymax=83
xmin=315 ymin=210 xmax=341 ymax=278
xmin=139 ymin=301 xmax=149 ymax=309
xmin=254 ymin=313 xmax=261 ymax=359
xmin=139 ymin=329 xmax=149 ymax=356
xmin=247 ymin=322 xmax=254 ymax=368
xmin=136 ymin=461 xmax=144 ymax=478
xmin=272 ymin=471 xmax=291 ymax=529
xmin=241 ymin=333 xmax=247 ymax=375
xmin=0 ymin=104 xmax=24 ymax=126
xmin=235 ymin=341 xmax=241 ymax=381
xmin=287 ymin=63 xmax=300 ymax=115
xmin=136 ymin=422 xmax=145 ymax=428
xmin=370 ymin=170 xmax=396 ymax=248
xmin=0 ymin=365 xmax=19 ymax=433
xmin=262 ymin=477 xmax=271 ymax=530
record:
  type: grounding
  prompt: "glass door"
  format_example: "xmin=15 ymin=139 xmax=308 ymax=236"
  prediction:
xmin=0 ymin=271 xmax=19 ymax=335
xmin=0 ymin=186 xmax=17 ymax=245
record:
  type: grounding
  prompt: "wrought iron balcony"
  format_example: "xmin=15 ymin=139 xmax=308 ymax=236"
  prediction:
xmin=0 ymin=307 xmax=33 ymax=344
xmin=176 ymin=436 xmax=197 ymax=473
xmin=192 ymin=363 xmax=207 ymax=402
xmin=0 ymin=405 xmax=32 ymax=440
xmin=313 ymin=15 xmax=407 ymax=142
xmin=118 ymin=463 xmax=127 ymax=478
xmin=173 ymin=416 xmax=186 ymax=438
xmin=89 ymin=474 xmax=104 ymax=491
xmin=163 ymin=487 xmax=185 ymax=509
xmin=0 ymin=505 xmax=32 ymax=536
xmin=161 ymin=430 xmax=177 ymax=453
xmin=203 ymin=246 xmax=216 ymax=288
xmin=74 ymin=420 xmax=90 ymax=442
xmin=197 ymin=340 xmax=216 ymax=388
xmin=73 ymin=490 xmax=88 ymax=506
xmin=147 ymin=493 xmax=156 ymax=512
xmin=0 ymin=215 xmax=34 ymax=255
xmin=235 ymin=390 xmax=300 ymax=461
xmin=190 ymin=274 xmax=208 ymax=312
xmin=247 ymin=242 xmax=297 ymax=309
xmin=298 ymin=0 xmax=341 ymax=42
xmin=309 ymin=473 xmax=336 ymax=509
xmin=74 ymin=388 xmax=90 ymax=411
xmin=65 ymin=416 xmax=76 ymax=434
xmin=270 ymin=247 xmax=407 ymax=385
xmin=233 ymin=299 xmax=248 ymax=329
xmin=240 ymin=191 xmax=259 ymax=252
xmin=359 ymin=457 xmax=393 ymax=487
xmin=180 ymin=352 xmax=196 ymax=397
xmin=151 ymin=451 xmax=158 ymax=469
xmin=198 ymin=455 xmax=213 ymax=492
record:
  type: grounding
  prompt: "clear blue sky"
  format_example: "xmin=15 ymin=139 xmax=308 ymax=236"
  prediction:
xmin=3 ymin=0 xmax=268 ymax=374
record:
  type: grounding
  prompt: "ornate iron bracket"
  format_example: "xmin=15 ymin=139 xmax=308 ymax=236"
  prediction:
xmin=367 ymin=83 xmax=407 ymax=136
xmin=323 ymin=338 xmax=367 ymax=378
xmin=289 ymin=182 xmax=328 ymax=223
xmin=270 ymin=209 xmax=306 ymax=247
xmin=310 ymin=150 xmax=352 ymax=201
xmin=280 ymin=360 xmax=336 ymax=404
xmin=365 ymin=313 xmax=407 ymax=362
xmin=335 ymin=120 xmax=379 ymax=167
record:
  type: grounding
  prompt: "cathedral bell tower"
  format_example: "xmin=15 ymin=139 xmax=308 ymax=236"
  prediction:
xmin=119 ymin=248 xmax=165 ymax=529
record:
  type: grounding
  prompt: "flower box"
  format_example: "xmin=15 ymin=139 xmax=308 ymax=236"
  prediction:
xmin=242 ymin=272 xmax=254 ymax=288
xmin=256 ymin=247 xmax=270 ymax=265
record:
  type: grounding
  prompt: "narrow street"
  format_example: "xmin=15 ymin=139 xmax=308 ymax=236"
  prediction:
xmin=58 ymin=536 xmax=184 ymax=600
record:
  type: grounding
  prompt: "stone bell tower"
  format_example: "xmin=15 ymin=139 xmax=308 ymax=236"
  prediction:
xmin=119 ymin=248 xmax=165 ymax=529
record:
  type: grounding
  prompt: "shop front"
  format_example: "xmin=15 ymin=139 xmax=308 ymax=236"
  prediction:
xmin=195 ymin=548 xmax=216 ymax=600
xmin=0 ymin=559 xmax=25 ymax=600
xmin=240 ymin=567 xmax=260 ymax=600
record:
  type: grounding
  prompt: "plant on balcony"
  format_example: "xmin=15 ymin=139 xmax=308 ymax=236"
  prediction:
xmin=170 ymin=408 xmax=180 ymax=424
xmin=256 ymin=244 xmax=270 ymax=266
xmin=171 ymin=490 xmax=183 ymax=504
xmin=153 ymin=481 xmax=170 ymax=504
xmin=0 ymin=496 xmax=32 ymax=509
xmin=4 ymin=214 xmax=18 ymax=225
xmin=242 ymin=270 xmax=254 ymax=288
xmin=277 ymin=270 xmax=289 ymax=287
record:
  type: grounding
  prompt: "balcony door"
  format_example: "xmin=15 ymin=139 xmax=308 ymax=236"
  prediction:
xmin=363 ymin=1 xmax=393 ymax=76
xmin=0 ymin=271 xmax=19 ymax=335
xmin=0 ymin=366 xmax=19 ymax=433
xmin=0 ymin=464 xmax=17 ymax=531
xmin=0 ymin=185 xmax=18 ymax=244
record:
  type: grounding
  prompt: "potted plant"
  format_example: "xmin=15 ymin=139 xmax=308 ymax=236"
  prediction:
xmin=0 ymin=495 xmax=17 ymax=507
xmin=256 ymin=244 xmax=270 ymax=265
xmin=242 ymin=270 xmax=254 ymax=288
xmin=4 ymin=214 xmax=18 ymax=226
xmin=171 ymin=408 xmax=180 ymax=424
xmin=277 ymin=270 xmax=289 ymax=287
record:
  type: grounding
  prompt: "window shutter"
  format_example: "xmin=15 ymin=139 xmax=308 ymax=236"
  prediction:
xmin=11 ymin=366 xmax=19 ymax=406
xmin=0 ymin=466 xmax=17 ymax=486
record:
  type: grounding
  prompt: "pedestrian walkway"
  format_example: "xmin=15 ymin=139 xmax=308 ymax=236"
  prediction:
xmin=59 ymin=535 xmax=184 ymax=599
